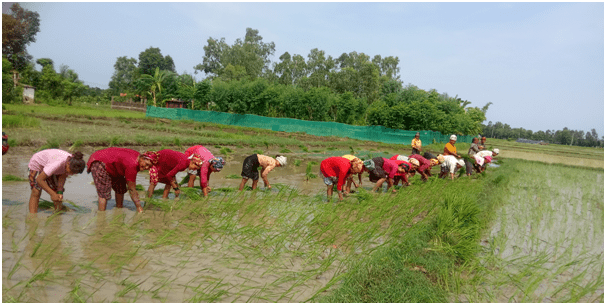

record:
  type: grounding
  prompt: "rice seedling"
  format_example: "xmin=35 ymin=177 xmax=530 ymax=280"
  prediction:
xmin=2 ymin=175 xmax=27 ymax=182
xmin=294 ymin=159 xmax=302 ymax=167
xmin=2 ymin=114 xmax=41 ymax=128
xmin=220 ymin=147 xmax=233 ymax=155
xmin=36 ymin=138 xmax=62 ymax=152
xmin=225 ymin=174 xmax=241 ymax=179
xmin=279 ymin=148 xmax=291 ymax=153
xmin=305 ymin=163 xmax=317 ymax=181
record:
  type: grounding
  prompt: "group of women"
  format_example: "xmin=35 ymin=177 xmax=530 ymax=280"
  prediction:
xmin=26 ymin=144 xmax=287 ymax=213
xmin=319 ymin=133 xmax=499 ymax=200
xmin=25 ymin=133 xmax=498 ymax=212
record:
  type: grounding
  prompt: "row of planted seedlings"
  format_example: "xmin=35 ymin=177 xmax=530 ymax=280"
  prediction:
xmin=4 ymin=167 xmax=493 ymax=302
xmin=457 ymin=160 xmax=604 ymax=303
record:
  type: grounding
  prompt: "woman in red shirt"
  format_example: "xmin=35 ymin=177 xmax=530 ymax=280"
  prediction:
xmin=87 ymin=148 xmax=158 ymax=213
xmin=320 ymin=156 xmax=363 ymax=201
xmin=147 ymin=149 xmax=204 ymax=199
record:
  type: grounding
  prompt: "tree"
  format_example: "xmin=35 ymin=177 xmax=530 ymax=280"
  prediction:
xmin=2 ymin=3 xmax=40 ymax=71
xmin=273 ymin=52 xmax=307 ymax=86
xmin=300 ymin=48 xmax=334 ymax=89
xmin=138 ymin=47 xmax=174 ymax=76
xmin=195 ymin=28 xmax=275 ymax=80
xmin=138 ymin=67 xmax=168 ymax=106
xmin=108 ymin=56 xmax=138 ymax=96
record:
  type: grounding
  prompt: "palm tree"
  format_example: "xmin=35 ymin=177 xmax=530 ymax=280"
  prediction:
xmin=139 ymin=67 xmax=167 ymax=107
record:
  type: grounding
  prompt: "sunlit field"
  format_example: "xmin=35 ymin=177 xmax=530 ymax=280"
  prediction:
xmin=2 ymin=105 xmax=603 ymax=302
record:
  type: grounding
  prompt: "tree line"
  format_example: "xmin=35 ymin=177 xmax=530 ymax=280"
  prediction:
xmin=482 ymin=121 xmax=604 ymax=147
xmin=4 ymin=3 xmax=601 ymax=146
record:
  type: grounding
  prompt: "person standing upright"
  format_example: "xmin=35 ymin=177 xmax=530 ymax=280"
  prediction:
xmin=411 ymin=132 xmax=422 ymax=155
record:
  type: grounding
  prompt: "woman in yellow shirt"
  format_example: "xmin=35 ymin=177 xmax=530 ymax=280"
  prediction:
xmin=443 ymin=135 xmax=461 ymax=158
xmin=411 ymin=132 xmax=422 ymax=155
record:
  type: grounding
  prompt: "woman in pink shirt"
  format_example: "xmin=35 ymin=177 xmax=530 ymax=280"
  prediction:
xmin=87 ymin=148 xmax=157 ymax=213
xmin=147 ymin=149 xmax=204 ymax=199
xmin=184 ymin=145 xmax=225 ymax=197
xmin=28 ymin=149 xmax=86 ymax=213
xmin=392 ymin=159 xmax=416 ymax=187
xmin=367 ymin=157 xmax=410 ymax=193
xmin=239 ymin=154 xmax=287 ymax=191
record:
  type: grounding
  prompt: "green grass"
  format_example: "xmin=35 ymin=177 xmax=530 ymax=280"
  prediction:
xmin=3 ymin=175 xmax=27 ymax=181
xmin=2 ymin=114 xmax=41 ymax=128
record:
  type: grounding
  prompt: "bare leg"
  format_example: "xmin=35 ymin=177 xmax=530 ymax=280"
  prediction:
xmin=188 ymin=174 xmax=196 ymax=188
xmin=326 ymin=185 xmax=333 ymax=200
xmin=98 ymin=197 xmax=107 ymax=211
xmin=162 ymin=184 xmax=171 ymax=199
xmin=239 ymin=178 xmax=248 ymax=191
xmin=251 ymin=180 xmax=259 ymax=190
xmin=115 ymin=193 xmax=124 ymax=208
xmin=28 ymin=188 xmax=42 ymax=213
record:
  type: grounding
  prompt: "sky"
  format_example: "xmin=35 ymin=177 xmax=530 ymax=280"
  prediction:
xmin=4 ymin=2 xmax=604 ymax=137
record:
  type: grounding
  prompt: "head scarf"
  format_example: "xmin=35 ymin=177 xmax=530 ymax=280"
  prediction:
xmin=396 ymin=155 xmax=409 ymax=161
xmin=415 ymin=132 xmax=420 ymax=137
xmin=408 ymin=158 xmax=420 ymax=167
xmin=450 ymin=135 xmax=457 ymax=141
xmin=276 ymin=156 xmax=287 ymax=167
xmin=437 ymin=155 xmax=445 ymax=164
xmin=141 ymin=151 xmax=159 ymax=165
xmin=457 ymin=159 xmax=465 ymax=167
xmin=188 ymin=153 xmax=204 ymax=167
xmin=430 ymin=158 xmax=439 ymax=166
xmin=484 ymin=156 xmax=493 ymax=163
xmin=492 ymin=148 xmax=499 ymax=155
xmin=363 ymin=159 xmax=375 ymax=171
xmin=209 ymin=157 xmax=225 ymax=171
xmin=350 ymin=158 xmax=363 ymax=174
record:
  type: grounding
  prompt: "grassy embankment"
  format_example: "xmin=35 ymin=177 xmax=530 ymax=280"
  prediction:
xmin=2 ymin=103 xmax=469 ymax=155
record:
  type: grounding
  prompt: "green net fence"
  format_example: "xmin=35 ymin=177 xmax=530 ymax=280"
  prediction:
xmin=146 ymin=106 xmax=473 ymax=145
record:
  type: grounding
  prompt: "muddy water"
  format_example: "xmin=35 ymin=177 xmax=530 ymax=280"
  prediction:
xmin=4 ymin=147 xmax=393 ymax=302
xmin=473 ymin=163 xmax=604 ymax=302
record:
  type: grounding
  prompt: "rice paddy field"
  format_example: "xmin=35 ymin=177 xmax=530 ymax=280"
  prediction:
xmin=2 ymin=104 xmax=604 ymax=302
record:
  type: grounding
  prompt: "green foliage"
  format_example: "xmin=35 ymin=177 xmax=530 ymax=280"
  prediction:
xmin=2 ymin=3 xmax=41 ymax=70
xmin=279 ymin=148 xmax=291 ymax=153
xmin=294 ymin=159 xmax=302 ymax=167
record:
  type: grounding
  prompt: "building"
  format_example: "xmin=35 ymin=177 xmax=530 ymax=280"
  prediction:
xmin=22 ymin=85 xmax=35 ymax=104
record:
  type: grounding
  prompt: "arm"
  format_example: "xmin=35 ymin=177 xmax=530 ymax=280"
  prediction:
xmin=261 ymin=165 xmax=275 ymax=189
xmin=127 ymin=180 xmax=144 ymax=213
xmin=36 ymin=172 xmax=62 ymax=202
xmin=171 ymin=177 xmax=181 ymax=198
xmin=387 ymin=177 xmax=396 ymax=192
xmin=147 ymin=183 xmax=157 ymax=198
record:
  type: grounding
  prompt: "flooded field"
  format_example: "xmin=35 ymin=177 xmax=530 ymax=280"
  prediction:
xmin=4 ymin=146 xmax=603 ymax=302
xmin=462 ymin=161 xmax=604 ymax=302
xmin=499 ymin=149 xmax=604 ymax=168
xmin=2 ymin=147 xmax=413 ymax=302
